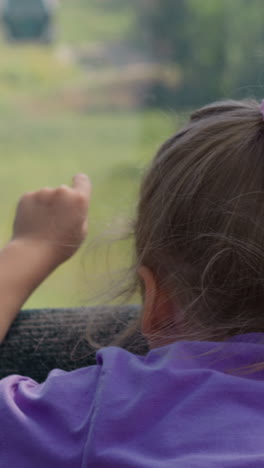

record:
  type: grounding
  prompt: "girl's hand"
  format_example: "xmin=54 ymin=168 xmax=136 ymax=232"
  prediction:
xmin=12 ymin=174 xmax=91 ymax=269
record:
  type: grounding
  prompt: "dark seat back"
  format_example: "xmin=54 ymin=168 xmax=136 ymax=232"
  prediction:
xmin=0 ymin=305 xmax=148 ymax=382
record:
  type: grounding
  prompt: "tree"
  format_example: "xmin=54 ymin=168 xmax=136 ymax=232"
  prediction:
xmin=132 ymin=0 xmax=264 ymax=108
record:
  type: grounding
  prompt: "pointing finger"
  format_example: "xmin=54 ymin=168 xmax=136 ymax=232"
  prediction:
xmin=72 ymin=174 xmax=92 ymax=197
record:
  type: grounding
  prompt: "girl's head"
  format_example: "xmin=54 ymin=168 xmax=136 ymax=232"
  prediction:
xmin=134 ymin=99 xmax=264 ymax=347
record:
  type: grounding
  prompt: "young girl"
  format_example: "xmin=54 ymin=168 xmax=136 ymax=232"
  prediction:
xmin=1 ymin=99 xmax=264 ymax=467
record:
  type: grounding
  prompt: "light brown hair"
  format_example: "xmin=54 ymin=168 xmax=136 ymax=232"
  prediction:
xmin=90 ymin=99 xmax=264 ymax=357
xmin=122 ymin=98 xmax=264 ymax=348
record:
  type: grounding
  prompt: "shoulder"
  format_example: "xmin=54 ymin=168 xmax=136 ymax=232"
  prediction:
xmin=0 ymin=365 xmax=101 ymax=467
xmin=94 ymin=344 xmax=185 ymax=398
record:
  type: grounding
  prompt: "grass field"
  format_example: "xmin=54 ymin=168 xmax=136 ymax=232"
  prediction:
xmin=0 ymin=0 xmax=184 ymax=308
xmin=58 ymin=0 xmax=135 ymax=44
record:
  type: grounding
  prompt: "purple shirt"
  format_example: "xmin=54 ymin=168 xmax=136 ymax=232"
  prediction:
xmin=1 ymin=333 xmax=264 ymax=467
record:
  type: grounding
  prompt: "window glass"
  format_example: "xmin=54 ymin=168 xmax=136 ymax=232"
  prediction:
xmin=0 ymin=0 xmax=263 ymax=307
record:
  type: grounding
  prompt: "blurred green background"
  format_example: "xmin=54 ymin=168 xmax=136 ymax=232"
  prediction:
xmin=0 ymin=0 xmax=263 ymax=308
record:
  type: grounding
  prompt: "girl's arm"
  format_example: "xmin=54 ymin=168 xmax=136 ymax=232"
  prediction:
xmin=0 ymin=174 xmax=91 ymax=343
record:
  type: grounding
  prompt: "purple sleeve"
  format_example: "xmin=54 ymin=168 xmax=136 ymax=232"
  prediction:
xmin=0 ymin=365 xmax=101 ymax=468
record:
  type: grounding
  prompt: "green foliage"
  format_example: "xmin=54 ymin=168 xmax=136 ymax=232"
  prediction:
xmin=132 ymin=0 xmax=264 ymax=107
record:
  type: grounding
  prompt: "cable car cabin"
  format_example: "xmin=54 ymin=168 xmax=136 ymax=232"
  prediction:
xmin=0 ymin=0 xmax=55 ymax=43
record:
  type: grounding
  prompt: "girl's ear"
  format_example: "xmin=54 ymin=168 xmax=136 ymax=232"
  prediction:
xmin=138 ymin=266 xmax=157 ymax=336
xmin=138 ymin=266 xmax=172 ymax=340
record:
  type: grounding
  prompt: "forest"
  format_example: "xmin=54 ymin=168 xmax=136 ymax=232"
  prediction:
xmin=131 ymin=0 xmax=264 ymax=107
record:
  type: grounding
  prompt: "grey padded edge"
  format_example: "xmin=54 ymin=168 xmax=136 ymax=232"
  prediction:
xmin=0 ymin=306 xmax=148 ymax=382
